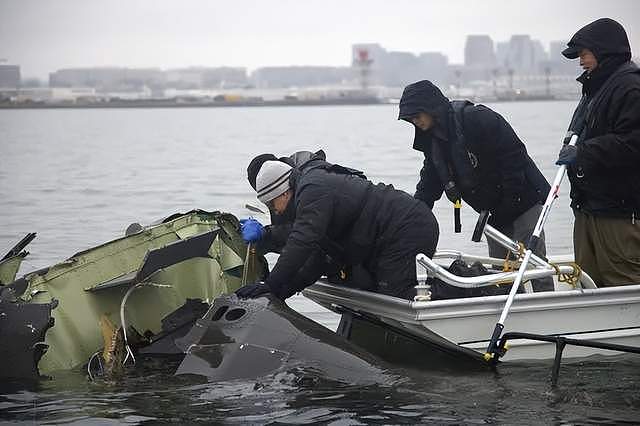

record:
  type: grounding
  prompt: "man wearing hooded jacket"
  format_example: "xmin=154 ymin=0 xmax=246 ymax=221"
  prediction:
xmin=398 ymin=80 xmax=552 ymax=290
xmin=236 ymin=156 xmax=439 ymax=301
xmin=555 ymin=18 xmax=640 ymax=287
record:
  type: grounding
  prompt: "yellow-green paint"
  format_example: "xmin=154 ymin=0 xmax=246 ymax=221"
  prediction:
xmin=21 ymin=210 xmax=263 ymax=374
xmin=0 ymin=254 xmax=25 ymax=285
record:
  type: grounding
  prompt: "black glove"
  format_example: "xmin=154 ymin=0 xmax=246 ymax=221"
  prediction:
xmin=235 ymin=282 xmax=271 ymax=299
xmin=555 ymin=144 xmax=577 ymax=166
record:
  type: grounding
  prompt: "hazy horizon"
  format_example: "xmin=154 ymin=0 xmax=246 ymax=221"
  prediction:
xmin=1 ymin=0 xmax=639 ymax=79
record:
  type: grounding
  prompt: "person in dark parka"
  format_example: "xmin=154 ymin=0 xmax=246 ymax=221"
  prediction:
xmin=398 ymin=80 xmax=553 ymax=290
xmin=236 ymin=158 xmax=439 ymax=301
xmin=556 ymin=18 xmax=640 ymax=286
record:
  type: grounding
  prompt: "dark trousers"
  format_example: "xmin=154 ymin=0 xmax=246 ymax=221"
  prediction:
xmin=373 ymin=204 xmax=440 ymax=300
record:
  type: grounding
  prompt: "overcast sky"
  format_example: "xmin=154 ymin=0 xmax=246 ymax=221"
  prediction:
xmin=1 ymin=0 xmax=638 ymax=79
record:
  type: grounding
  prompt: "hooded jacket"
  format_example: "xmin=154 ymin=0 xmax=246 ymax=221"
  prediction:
xmin=264 ymin=163 xmax=434 ymax=300
xmin=563 ymin=18 xmax=640 ymax=218
xmin=398 ymin=80 xmax=550 ymax=226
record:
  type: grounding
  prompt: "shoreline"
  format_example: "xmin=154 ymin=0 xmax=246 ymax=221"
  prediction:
xmin=0 ymin=97 xmax=388 ymax=110
xmin=0 ymin=95 xmax=579 ymax=110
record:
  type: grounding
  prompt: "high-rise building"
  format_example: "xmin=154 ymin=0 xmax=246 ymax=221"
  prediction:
xmin=548 ymin=40 xmax=581 ymax=75
xmin=464 ymin=35 xmax=496 ymax=67
xmin=496 ymin=41 xmax=510 ymax=68
xmin=350 ymin=44 xmax=448 ymax=87
xmin=532 ymin=40 xmax=548 ymax=68
xmin=0 ymin=65 xmax=20 ymax=89
xmin=504 ymin=35 xmax=536 ymax=71
xmin=549 ymin=41 xmax=567 ymax=61
xmin=418 ymin=52 xmax=448 ymax=86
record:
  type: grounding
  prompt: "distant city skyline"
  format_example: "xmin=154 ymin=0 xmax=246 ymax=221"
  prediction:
xmin=1 ymin=0 xmax=639 ymax=79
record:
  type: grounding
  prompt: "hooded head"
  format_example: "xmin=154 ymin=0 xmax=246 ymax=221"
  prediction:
xmin=255 ymin=160 xmax=293 ymax=205
xmin=398 ymin=80 xmax=450 ymax=121
xmin=562 ymin=18 xmax=631 ymax=62
xmin=398 ymin=80 xmax=451 ymax=152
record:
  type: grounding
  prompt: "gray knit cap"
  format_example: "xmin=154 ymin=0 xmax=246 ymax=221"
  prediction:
xmin=255 ymin=160 xmax=293 ymax=203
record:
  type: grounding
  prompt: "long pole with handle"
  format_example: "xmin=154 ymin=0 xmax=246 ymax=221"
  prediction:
xmin=485 ymin=96 xmax=588 ymax=361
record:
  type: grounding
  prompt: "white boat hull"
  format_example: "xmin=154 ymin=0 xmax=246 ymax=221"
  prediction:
xmin=303 ymin=282 xmax=640 ymax=362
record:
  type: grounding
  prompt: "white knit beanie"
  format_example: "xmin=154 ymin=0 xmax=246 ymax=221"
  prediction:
xmin=255 ymin=160 xmax=293 ymax=203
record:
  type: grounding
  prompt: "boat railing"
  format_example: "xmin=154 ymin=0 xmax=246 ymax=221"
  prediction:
xmin=417 ymin=254 xmax=586 ymax=287
xmin=415 ymin=222 xmax=597 ymax=299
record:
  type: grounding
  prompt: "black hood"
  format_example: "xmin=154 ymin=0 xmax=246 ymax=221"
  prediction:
xmin=398 ymin=80 xmax=451 ymax=152
xmin=398 ymin=80 xmax=450 ymax=120
xmin=562 ymin=18 xmax=631 ymax=61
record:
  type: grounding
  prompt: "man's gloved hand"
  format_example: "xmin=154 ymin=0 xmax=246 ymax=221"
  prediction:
xmin=556 ymin=144 xmax=577 ymax=166
xmin=235 ymin=282 xmax=271 ymax=299
xmin=239 ymin=218 xmax=265 ymax=243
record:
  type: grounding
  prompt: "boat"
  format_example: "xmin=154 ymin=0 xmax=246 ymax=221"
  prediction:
xmin=0 ymin=210 xmax=266 ymax=381
xmin=303 ymin=214 xmax=640 ymax=372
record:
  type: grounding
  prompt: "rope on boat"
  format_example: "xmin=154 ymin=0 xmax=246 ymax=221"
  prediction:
xmin=500 ymin=244 xmax=583 ymax=288
xmin=551 ymin=262 xmax=582 ymax=288
xmin=502 ymin=242 xmax=526 ymax=272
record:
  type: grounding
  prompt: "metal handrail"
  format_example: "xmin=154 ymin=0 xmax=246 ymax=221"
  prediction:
xmin=416 ymin=254 xmax=585 ymax=289
xmin=428 ymin=222 xmax=596 ymax=291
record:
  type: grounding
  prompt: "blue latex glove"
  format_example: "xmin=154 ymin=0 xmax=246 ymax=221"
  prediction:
xmin=235 ymin=282 xmax=270 ymax=299
xmin=239 ymin=218 xmax=264 ymax=243
xmin=556 ymin=144 xmax=577 ymax=166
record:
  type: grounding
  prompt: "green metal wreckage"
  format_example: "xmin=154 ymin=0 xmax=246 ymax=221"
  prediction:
xmin=0 ymin=210 xmax=267 ymax=380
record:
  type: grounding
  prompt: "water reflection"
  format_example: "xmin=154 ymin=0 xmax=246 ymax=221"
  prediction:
xmin=2 ymin=354 xmax=639 ymax=423
xmin=1 ymin=104 xmax=639 ymax=423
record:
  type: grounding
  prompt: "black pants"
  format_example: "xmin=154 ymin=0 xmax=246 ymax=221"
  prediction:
xmin=372 ymin=204 xmax=439 ymax=300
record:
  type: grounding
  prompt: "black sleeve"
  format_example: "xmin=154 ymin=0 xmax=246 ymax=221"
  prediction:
xmin=578 ymin=87 xmax=640 ymax=171
xmin=277 ymin=251 xmax=329 ymax=299
xmin=469 ymin=106 xmax=529 ymax=205
xmin=265 ymin=181 xmax=333 ymax=299
xmin=255 ymin=223 xmax=292 ymax=254
xmin=415 ymin=155 xmax=444 ymax=209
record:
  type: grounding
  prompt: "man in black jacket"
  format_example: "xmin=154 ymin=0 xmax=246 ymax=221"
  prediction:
xmin=236 ymin=157 xmax=439 ymax=301
xmin=398 ymin=80 xmax=552 ymax=290
xmin=243 ymin=150 xmax=374 ymax=290
xmin=244 ymin=150 xmax=328 ymax=254
xmin=556 ymin=18 xmax=640 ymax=287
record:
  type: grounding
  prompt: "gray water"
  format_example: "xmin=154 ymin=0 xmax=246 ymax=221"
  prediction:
xmin=1 ymin=103 xmax=639 ymax=424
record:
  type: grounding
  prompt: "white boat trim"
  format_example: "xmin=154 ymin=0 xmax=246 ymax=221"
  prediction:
xmin=303 ymin=281 xmax=640 ymax=361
